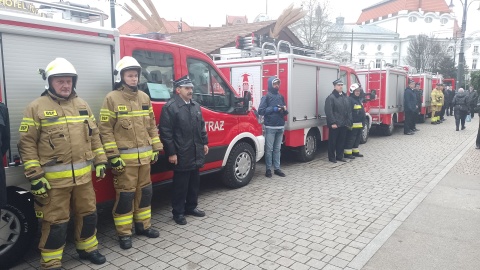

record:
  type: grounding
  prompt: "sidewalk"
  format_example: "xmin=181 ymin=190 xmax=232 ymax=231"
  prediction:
xmin=361 ymin=132 xmax=480 ymax=270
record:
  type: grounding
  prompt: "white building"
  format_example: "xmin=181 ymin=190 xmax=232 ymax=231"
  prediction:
xmin=329 ymin=0 xmax=479 ymax=75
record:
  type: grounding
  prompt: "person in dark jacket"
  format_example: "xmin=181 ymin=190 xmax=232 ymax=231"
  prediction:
xmin=403 ymin=80 xmax=418 ymax=135
xmin=325 ymin=79 xmax=352 ymax=163
xmin=159 ymin=75 xmax=209 ymax=225
xmin=452 ymin=88 xmax=469 ymax=131
xmin=344 ymin=83 xmax=365 ymax=159
xmin=440 ymin=86 xmax=448 ymax=121
xmin=468 ymin=86 xmax=478 ymax=118
xmin=258 ymin=77 xmax=288 ymax=178
xmin=445 ymin=86 xmax=455 ymax=116
xmin=413 ymin=82 xmax=422 ymax=128
xmin=0 ymin=102 xmax=10 ymax=211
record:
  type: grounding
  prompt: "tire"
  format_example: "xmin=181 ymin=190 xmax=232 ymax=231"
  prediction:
xmin=222 ymin=142 xmax=256 ymax=189
xmin=382 ymin=121 xmax=394 ymax=136
xmin=0 ymin=202 xmax=38 ymax=268
xmin=297 ymin=131 xmax=317 ymax=162
xmin=360 ymin=120 xmax=369 ymax=144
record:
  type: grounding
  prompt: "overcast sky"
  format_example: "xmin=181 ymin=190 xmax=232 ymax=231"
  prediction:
xmin=52 ymin=0 xmax=480 ymax=35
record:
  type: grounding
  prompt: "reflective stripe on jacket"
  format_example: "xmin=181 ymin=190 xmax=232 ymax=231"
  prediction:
xmin=349 ymin=95 xmax=366 ymax=129
xmin=18 ymin=91 xmax=107 ymax=188
xmin=99 ymin=85 xmax=162 ymax=165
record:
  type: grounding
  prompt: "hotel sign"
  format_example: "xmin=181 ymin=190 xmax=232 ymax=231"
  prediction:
xmin=0 ymin=0 xmax=39 ymax=14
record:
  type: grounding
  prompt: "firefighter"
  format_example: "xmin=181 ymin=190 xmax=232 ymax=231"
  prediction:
xmin=431 ymin=83 xmax=444 ymax=124
xmin=344 ymin=83 xmax=365 ymax=159
xmin=18 ymin=58 xmax=107 ymax=269
xmin=99 ymin=56 xmax=162 ymax=250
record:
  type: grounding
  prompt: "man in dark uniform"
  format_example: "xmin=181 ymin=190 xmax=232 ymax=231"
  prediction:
xmin=325 ymin=79 xmax=352 ymax=163
xmin=403 ymin=80 xmax=418 ymax=135
xmin=0 ymin=102 xmax=10 ymax=211
xmin=413 ymin=82 xmax=422 ymax=127
xmin=160 ymin=75 xmax=209 ymax=225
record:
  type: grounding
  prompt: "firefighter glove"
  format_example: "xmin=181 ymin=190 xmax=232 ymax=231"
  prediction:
xmin=30 ymin=177 xmax=51 ymax=198
xmin=96 ymin=164 xmax=106 ymax=179
xmin=110 ymin=157 xmax=125 ymax=174
xmin=151 ymin=151 xmax=159 ymax=164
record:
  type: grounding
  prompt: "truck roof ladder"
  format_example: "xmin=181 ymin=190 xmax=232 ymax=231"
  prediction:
xmin=367 ymin=61 xmax=383 ymax=124
xmin=260 ymin=42 xmax=277 ymax=93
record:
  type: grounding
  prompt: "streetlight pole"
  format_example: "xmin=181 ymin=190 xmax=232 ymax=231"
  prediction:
xmin=110 ymin=0 xmax=116 ymax=28
xmin=456 ymin=0 xmax=468 ymax=89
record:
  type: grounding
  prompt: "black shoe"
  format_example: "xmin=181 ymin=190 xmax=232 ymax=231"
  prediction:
xmin=336 ymin=158 xmax=347 ymax=162
xmin=274 ymin=169 xmax=286 ymax=177
xmin=185 ymin=208 xmax=206 ymax=217
xmin=456 ymin=128 xmax=459 ymax=131
xmin=462 ymin=126 xmax=466 ymax=130
xmin=173 ymin=215 xmax=187 ymax=225
xmin=345 ymin=155 xmax=355 ymax=159
xmin=119 ymin=236 xmax=132 ymax=250
xmin=265 ymin=170 xmax=272 ymax=178
xmin=412 ymin=128 xmax=420 ymax=132
xmin=353 ymin=153 xmax=364 ymax=157
xmin=329 ymin=159 xmax=337 ymax=163
xmin=476 ymin=145 xmax=480 ymax=149
xmin=77 ymin=249 xmax=106 ymax=265
xmin=404 ymin=132 xmax=414 ymax=135
xmin=136 ymin=227 xmax=159 ymax=238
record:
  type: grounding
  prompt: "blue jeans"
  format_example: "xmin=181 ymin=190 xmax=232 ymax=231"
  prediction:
xmin=265 ymin=127 xmax=284 ymax=171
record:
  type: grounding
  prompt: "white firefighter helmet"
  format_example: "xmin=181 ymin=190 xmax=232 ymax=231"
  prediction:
xmin=114 ymin=56 xmax=141 ymax=82
xmin=41 ymin=58 xmax=78 ymax=90
xmin=349 ymin=83 xmax=361 ymax=93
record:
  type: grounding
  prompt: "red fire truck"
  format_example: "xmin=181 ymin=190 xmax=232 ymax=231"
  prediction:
xmin=356 ymin=67 xmax=409 ymax=135
xmin=0 ymin=5 xmax=264 ymax=267
xmin=443 ymin=78 xmax=455 ymax=90
xmin=410 ymin=73 xmax=433 ymax=122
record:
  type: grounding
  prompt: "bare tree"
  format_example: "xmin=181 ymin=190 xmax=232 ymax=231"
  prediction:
xmin=290 ymin=0 xmax=338 ymax=52
xmin=406 ymin=35 xmax=448 ymax=72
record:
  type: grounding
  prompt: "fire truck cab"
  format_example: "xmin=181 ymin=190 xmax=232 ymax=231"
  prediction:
xmin=0 ymin=6 xmax=264 ymax=267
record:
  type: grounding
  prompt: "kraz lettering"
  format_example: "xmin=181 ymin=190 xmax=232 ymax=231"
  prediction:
xmin=205 ymin=121 xmax=224 ymax=132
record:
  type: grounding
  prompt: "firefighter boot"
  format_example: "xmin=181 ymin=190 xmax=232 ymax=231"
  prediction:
xmin=352 ymin=149 xmax=363 ymax=157
xmin=77 ymin=250 xmax=106 ymax=265
xmin=135 ymin=225 xmax=160 ymax=238
xmin=119 ymin=236 xmax=132 ymax=250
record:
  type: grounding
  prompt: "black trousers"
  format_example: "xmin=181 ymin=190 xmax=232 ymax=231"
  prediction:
xmin=0 ymin=162 xmax=5 ymax=209
xmin=344 ymin=128 xmax=362 ymax=154
xmin=476 ymin=121 xmax=480 ymax=147
xmin=404 ymin=110 xmax=416 ymax=133
xmin=446 ymin=104 xmax=453 ymax=116
xmin=454 ymin=109 xmax=468 ymax=129
xmin=171 ymin=169 xmax=200 ymax=216
xmin=440 ymin=105 xmax=446 ymax=119
xmin=328 ymin=126 xmax=347 ymax=160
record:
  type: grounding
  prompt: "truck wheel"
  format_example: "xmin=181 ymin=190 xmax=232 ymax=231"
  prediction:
xmin=382 ymin=121 xmax=394 ymax=136
xmin=0 ymin=203 xmax=38 ymax=268
xmin=222 ymin=142 xmax=256 ymax=189
xmin=360 ymin=120 xmax=369 ymax=144
xmin=297 ymin=131 xmax=317 ymax=162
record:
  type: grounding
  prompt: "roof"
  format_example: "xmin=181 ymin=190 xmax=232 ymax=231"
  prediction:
xmin=118 ymin=18 xmax=194 ymax=35
xmin=168 ymin=20 xmax=302 ymax=55
xmin=330 ymin=23 xmax=399 ymax=36
xmin=357 ymin=0 xmax=451 ymax=24
xmin=226 ymin=15 xmax=248 ymax=26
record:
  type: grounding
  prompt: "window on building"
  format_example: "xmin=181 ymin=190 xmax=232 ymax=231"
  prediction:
xmin=343 ymin=44 xmax=348 ymax=50
xmin=133 ymin=50 xmax=175 ymax=100
xmin=440 ymin=18 xmax=449 ymax=25
xmin=377 ymin=45 xmax=382 ymax=51
xmin=474 ymin=46 xmax=479 ymax=53
xmin=424 ymin=17 xmax=433 ymax=23
xmin=394 ymin=45 xmax=398 ymax=51
xmin=359 ymin=59 xmax=365 ymax=65
xmin=393 ymin=59 xmax=398 ymax=65
xmin=447 ymin=46 xmax=454 ymax=53
xmin=360 ymin=44 xmax=365 ymax=50
xmin=187 ymin=58 xmax=234 ymax=112
xmin=473 ymin=59 xmax=478 ymax=70
xmin=408 ymin=16 xmax=417 ymax=22
xmin=375 ymin=59 xmax=382 ymax=68
xmin=342 ymin=58 xmax=348 ymax=63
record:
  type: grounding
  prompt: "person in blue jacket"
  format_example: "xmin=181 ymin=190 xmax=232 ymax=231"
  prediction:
xmin=403 ymin=80 xmax=418 ymax=135
xmin=258 ymin=77 xmax=288 ymax=178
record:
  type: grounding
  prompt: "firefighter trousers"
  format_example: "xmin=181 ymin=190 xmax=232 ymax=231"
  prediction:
xmin=344 ymin=128 xmax=362 ymax=156
xmin=112 ymin=164 xmax=153 ymax=236
xmin=34 ymin=181 xmax=98 ymax=269
xmin=431 ymin=105 xmax=442 ymax=123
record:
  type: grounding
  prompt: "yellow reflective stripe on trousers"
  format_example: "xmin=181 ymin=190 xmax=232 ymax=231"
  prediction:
xmin=134 ymin=209 xmax=151 ymax=221
xmin=119 ymin=146 xmax=153 ymax=160
xmin=103 ymin=142 xmax=118 ymax=150
xmin=353 ymin=105 xmax=362 ymax=109
xmin=352 ymin=122 xmax=363 ymax=128
xmin=117 ymin=110 xmax=150 ymax=118
xmin=24 ymin=160 xmax=40 ymax=169
xmin=100 ymin=109 xmax=116 ymax=118
xmin=151 ymin=136 xmax=161 ymax=144
xmin=93 ymin=148 xmax=105 ymax=155
xmin=76 ymin=236 xmax=98 ymax=250
xmin=353 ymin=148 xmax=360 ymax=153
xmin=344 ymin=149 xmax=353 ymax=155
xmin=114 ymin=215 xmax=133 ymax=226
xmin=44 ymin=161 xmax=92 ymax=180
xmin=41 ymin=249 xmax=63 ymax=262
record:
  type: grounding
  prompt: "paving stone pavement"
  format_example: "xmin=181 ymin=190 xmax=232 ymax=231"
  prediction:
xmin=11 ymin=116 xmax=478 ymax=270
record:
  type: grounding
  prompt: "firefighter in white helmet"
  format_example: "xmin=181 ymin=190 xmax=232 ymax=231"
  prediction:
xmin=99 ymin=56 xmax=162 ymax=249
xmin=344 ymin=83 xmax=366 ymax=159
xmin=18 ymin=58 xmax=107 ymax=269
